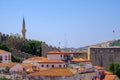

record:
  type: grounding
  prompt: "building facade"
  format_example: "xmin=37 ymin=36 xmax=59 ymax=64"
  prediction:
xmin=0 ymin=49 xmax=11 ymax=63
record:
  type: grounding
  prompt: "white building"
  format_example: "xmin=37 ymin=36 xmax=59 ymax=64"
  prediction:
xmin=0 ymin=49 xmax=11 ymax=63
xmin=23 ymin=56 xmax=67 ymax=68
xmin=47 ymin=50 xmax=74 ymax=60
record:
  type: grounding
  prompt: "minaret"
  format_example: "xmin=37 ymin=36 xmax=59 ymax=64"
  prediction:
xmin=22 ymin=17 xmax=26 ymax=40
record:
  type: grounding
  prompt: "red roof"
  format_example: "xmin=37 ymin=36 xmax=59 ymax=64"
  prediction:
xmin=38 ymin=60 xmax=66 ymax=64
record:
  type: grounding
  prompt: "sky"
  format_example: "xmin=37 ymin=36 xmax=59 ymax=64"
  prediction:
xmin=0 ymin=0 xmax=120 ymax=48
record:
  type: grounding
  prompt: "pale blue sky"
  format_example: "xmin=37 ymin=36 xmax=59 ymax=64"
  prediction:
xmin=0 ymin=0 xmax=120 ymax=48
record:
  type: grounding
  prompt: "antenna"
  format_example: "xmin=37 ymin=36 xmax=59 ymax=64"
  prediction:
xmin=58 ymin=42 xmax=61 ymax=49
xmin=64 ymin=33 xmax=68 ymax=50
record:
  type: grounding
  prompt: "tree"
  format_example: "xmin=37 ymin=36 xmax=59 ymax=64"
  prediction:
xmin=0 ymin=42 xmax=11 ymax=51
xmin=21 ymin=40 xmax=42 ymax=56
xmin=11 ymin=54 xmax=20 ymax=62
xmin=111 ymin=40 xmax=120 ymax=46
xmin=108 ymin=62 xmax=120 ymax=78
xmin=0 ymin=76 xmax=8 ymax=80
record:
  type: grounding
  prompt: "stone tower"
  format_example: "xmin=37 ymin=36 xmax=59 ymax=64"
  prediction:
xmin=22 ymin=17 xmax=26 ymax=40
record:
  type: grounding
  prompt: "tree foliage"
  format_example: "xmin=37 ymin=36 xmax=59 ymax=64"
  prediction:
xmin=21 ymin=40 xmax=42 ymax=56
xmin=0 ymin=42 xmax=11 ymax=51
xmin=0 ymin=76 xmax=8 ymax=80
xmin=0 ymin=42 xmax=21 ymax=62
xmin=111 ymin=40 xmax=120 ymax=46
xmin=108 ymin=62 xmax=120 ymax=78
xmin=11 ymin=54 xmax=20 ymax=62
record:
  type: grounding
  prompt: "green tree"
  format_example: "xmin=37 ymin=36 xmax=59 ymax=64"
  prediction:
xmin=111 ymin=40 xmax=120 ymax=46
xmin=0 ymin=42 xmax=11 ymax=51
xmin=108 ymin=62 xmax=120 ymax=78
xmin=11 ymin=54 xmax=20 ymax=62
xmin=0 ymin=76 xmax=8 ymax=80
xmin=21 ymin=40 xmax=42 ymax=56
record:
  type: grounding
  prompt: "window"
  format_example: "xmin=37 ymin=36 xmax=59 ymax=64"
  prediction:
xmin=41 ymin=65 xmax=44 ymax=67
xmin=5 ymin=56 xmax=7 ymax=60
xmin=59 ymin=65 xmax=61 ymax=67
xmin=52 ymin=65 xmax=54 ymax=68
xmin=46 ymin=65 xmax=49 ymax=67
xmin=0 ymin=56 xmax=2 ymax=62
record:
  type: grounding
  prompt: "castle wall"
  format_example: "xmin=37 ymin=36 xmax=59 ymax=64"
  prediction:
xmin=89 ymin=47 xmax=120 ymax=69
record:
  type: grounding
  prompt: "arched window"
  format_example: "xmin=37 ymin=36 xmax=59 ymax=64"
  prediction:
xmin=52 ymin=65 xmax=54 ymax=68
xmin=5 ymin=56 xmax=7 ymax=60
xmin=59 ymin=65 xmax=61 ymax=67
xmin=41 ymin=65 xmax=44 ymax=67
xmin=46 ymin=65 xmax=49 ymax=67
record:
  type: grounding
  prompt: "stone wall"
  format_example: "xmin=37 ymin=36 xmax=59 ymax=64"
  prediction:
xmin=88 ymin=47 xmax=120 ymax=69
xmin=41 ymin=42 xmax=59 ymax=57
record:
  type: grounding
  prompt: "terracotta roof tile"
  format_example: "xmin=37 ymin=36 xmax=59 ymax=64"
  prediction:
xmin=0 ymin=62 xmax=17 ymax=68
xmin=103 ymin=75 xmax=116 ymax=80
xmin=25 ymin=57 xmax=48 ymax=61
xmin=104 ymin=71 xmax=113 ymax=75
xmin=38 ymin=60 xmax=66 ymax=64
xmin=21 ymin=63 xmax=34 ymax=68
xmin=29 ymin=68 xmax=77 ymax=77
xmin=93 ymin=66 xmax=105 ymax=70
xmin=72 ymin=58 xmax=90 ymax=62
xmin=0 ymin=49 xmax=10 ymax=54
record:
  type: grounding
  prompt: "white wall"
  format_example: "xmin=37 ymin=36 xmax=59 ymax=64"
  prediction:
xmin=47 ymin=54 xmax=74 ymax=60
xmin=0 ymin=52 xmax=11 ymax=63
xmin=39 ymin=63 xmax=67 ymax=68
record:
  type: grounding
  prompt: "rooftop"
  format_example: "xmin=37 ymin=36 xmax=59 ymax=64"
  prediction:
xmin=24 ymin=57 xmax=48 ymax=61
xmin=93 ymin=66 xmax=105 ymax=70
xmin=29 ymin=68 xmax=77 ymax=77
xmin=0 ymin=62 xmax=17 ymax=68
xmin=72 ymin=58 xmax=90 ymax=62
xmin=38 ymin=60 xmax=66 ymax=64
xmin=103 ymin=75 xmax=117 ymax=80
xmin=0 ymin=49 xmax=10 ymax=54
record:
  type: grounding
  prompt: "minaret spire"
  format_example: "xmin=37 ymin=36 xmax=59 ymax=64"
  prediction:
xmin=22 ymin=17 xmax=26 ymax=40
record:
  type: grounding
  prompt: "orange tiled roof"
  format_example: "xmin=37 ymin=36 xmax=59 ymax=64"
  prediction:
xmin=26 ymin=67 xmax=47 ymax=73
xmin=72 ymin=58 xmax=90 ymax=62
xmin=38 ymin=60 xmax=66 ymax=64
xmin=25 ymin=57 xmax=48 ymax=61
xmin=29 ymin=68 xmax=77 ymax=77
xmin=0 ymin=49 xmax=10 ymax=54
xmin=104 ymin=71 xmax=113 ymax=75
xmin=93 ymin=66 xmax=105 ymax=70
xmin=103 ymin=75 xmax=116 ymax=80
xmin=0 ymin=62 xmax=17 ymax=68
xmin=21 ymin=63 xmax=34 ymax=68
xmin=47 ymin=50 xmax=73 ymax=54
